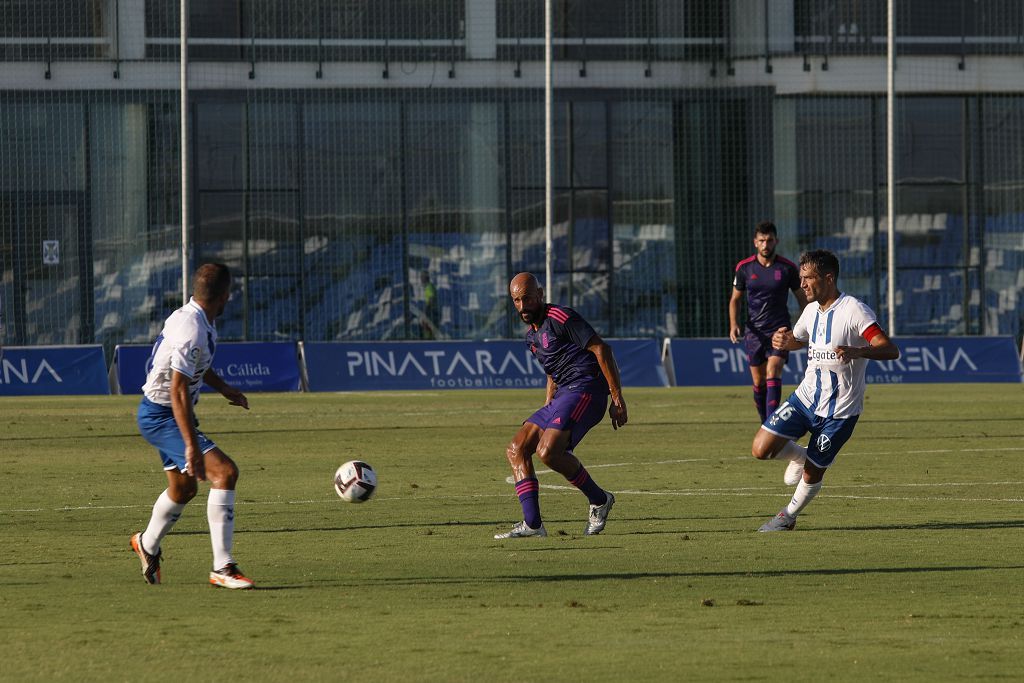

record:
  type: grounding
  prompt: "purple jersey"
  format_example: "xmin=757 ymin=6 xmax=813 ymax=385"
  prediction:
xmin=525 ymin=305 xmax=608 ymax=394
xmin=733 ymin=255 xmax=801 ymax=333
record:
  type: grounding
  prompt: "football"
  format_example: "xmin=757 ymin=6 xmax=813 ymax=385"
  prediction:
xmin=334 ymin=460 xmax=377 ymax=503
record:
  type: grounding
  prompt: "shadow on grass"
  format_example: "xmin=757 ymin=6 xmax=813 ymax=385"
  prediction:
xmin=253 ymin=563 xmax=1024 ymax=591
xmin=817 ymin=519 xmax=1024 ymax=532
xmin=165 ymin=513 xmax=765 ymax=536
xmin=511 ymin=546 xmax=625 ymax=552
xmin=165 ymin=517 xmax=1024 ymax=537
xmin=170 ymin=519 xmax=515 ymax=535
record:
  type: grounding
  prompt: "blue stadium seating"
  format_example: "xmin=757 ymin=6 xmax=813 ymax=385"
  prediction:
xmin=78 ymin=209 xmax=1024 ymax=346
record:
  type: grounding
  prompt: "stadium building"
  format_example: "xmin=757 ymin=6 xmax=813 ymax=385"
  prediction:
xmin=1 ymin=0 xmax=1021 ymax=353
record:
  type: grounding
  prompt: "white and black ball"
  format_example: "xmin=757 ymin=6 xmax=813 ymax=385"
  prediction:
xmin=334 ymin=460 xmax=377 ymax=503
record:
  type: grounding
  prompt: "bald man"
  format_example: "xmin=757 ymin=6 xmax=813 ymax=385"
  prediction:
xmin=496 ymin=273 xmax=628 ymax=539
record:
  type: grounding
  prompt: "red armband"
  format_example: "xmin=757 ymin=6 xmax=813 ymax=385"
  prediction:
xmin=862 ymin=323 xmax=883 ymax=343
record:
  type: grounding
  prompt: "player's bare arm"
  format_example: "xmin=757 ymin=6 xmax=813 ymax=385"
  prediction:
xmin=771 ymin=327 xmax=807 ymax=351
xmin=587 ymin=336 xmax=628 ymax=430
xmin=170 ymin=370 xmax=205 ymax=481
xmin=836 ymin=330 xmax=900 ymax=363
xmin=728 ymin=288 xmax=744 ymax=343
xmin=203 ymin=368 xmax=249 ymax=409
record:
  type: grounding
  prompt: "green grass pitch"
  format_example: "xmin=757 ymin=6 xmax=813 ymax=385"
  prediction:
xmin=1 ymin=385 xmax=1021 ymax=681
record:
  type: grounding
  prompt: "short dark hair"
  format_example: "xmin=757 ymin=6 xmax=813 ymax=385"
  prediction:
xmin=799 ymin=250 xmax=840 ymax=279
xmin=755 ymin=220 xmax=777 ymax=237
xmin=193 ymin=263 xmax=231 ymax=302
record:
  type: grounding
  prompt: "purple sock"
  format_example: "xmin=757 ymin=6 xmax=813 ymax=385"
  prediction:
xmin=515 ymin=478 xmax=542 ymax=529
xmin=753 ymin=384 xmax=767 ymax=422
xmin=567 ymin=465 xmax=607 ymax=506
xmin=766 ymin=378 xmax=782 ymax=416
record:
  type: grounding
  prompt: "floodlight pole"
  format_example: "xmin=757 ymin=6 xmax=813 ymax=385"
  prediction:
xmin=180 ymin=0 xmax=190 ymax=305
xmin=544 ymin=0 xmax=553 ymax=297
xmin=886 ymin=0 xmax=896 ymax=334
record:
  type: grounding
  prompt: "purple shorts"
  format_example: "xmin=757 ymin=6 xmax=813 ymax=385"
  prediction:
xmin=745 ymin=330 xmax=789 ymax=367
xmin=526 ymin=390 xmax=608 ymax=450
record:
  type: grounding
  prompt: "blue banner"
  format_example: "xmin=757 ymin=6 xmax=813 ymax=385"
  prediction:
xmin=668 ymin=336 xmax=1023 ymax=386
xmin=607 ymin=339 xmax=669 ymax=387
xmin=114 ymin=342 xmax=301 ymax=394
xmin=303 ymin=338 xmax=668 ymax=392
xmin=0 ymin=345 xmax=109 ymax=396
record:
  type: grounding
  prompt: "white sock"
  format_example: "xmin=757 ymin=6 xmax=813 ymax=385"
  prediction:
xmin=208 ymin=488 xmax=236 ymax=570
xmin=776 ymin=440 xmax=807 ymax=463
xmin=785 ymin=479 xmax=822 ymax=518
xmin=141 ymin=489 xmax=187 ymax=555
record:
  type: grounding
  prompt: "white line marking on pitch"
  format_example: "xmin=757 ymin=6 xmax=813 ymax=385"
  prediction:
xmin=4 ymin=448 xmax=1023 ymax=514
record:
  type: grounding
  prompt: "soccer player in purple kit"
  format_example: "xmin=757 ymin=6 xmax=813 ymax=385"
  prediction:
xmin=729 ymin=221 xmax=807 ymax=423
xmin=495 ymin=272 xmax=628 ymax=539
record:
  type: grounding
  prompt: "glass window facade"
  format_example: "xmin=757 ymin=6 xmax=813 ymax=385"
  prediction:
xmin=144 ymin=0 xmax=464 ymax=62
xmin=1 ymin=0 xmax=108 ymax=60
xmin=773 ymin=94 xmax=1022 ymax=337
xmin=2 ymin=2 xmax=1023 ymax=355
xmin=497 ymin=0 xmax=726 ymax=62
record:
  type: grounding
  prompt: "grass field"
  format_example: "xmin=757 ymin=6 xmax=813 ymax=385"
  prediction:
xmin=1 ymin=385 xmax=1022 ymax=682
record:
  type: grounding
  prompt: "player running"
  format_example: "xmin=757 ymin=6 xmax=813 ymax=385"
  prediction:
xmin=751 ymin=250 xmax=900 ymax=531
xmin=729 ymin=221 xmax=807 ymax=423
xmin=495 ymin=272 xmax=628 ymax=539
xmin=130 ymin=263 xmax=255 ymax=588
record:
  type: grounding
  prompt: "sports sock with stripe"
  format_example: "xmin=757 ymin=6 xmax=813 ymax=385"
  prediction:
xmin=567 ymin=465 xmax=607 ymax=506
xmin=765 ymin=378 xmax=782 ymax=416
xmin=753 ymin=384 xmax=767 ymax=422
xmin=514 ymin=477 xmax=542 ymax=529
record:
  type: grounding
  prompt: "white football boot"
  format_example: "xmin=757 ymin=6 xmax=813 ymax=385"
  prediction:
xmin=494 ymin=521 xmax=547 ymax=539
xmin=209 ymin=563 xmax=255 ymax=589
xmin=584 ymin=492 xmax=615 ymax=536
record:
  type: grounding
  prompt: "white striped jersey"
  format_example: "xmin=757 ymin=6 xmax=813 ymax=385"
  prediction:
xmin=791 ymin=294 xmax=880 ymax=419
xmin=142 ymin=298 xmax=217 ymax=407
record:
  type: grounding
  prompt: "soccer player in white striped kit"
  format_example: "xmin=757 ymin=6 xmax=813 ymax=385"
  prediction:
xmin=131 ymin=263 xmax=254 ymax=588
xmin=751 ymin=250 xmax=900 ymax=531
